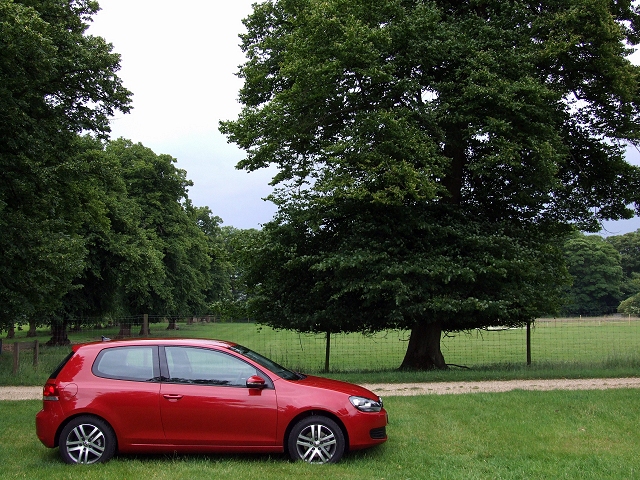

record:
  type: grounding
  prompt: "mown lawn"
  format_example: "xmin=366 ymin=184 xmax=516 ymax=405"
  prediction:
xmin=3 ymin=389 xmax=639 ymax=479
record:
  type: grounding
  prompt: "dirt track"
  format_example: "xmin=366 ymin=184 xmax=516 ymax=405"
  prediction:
xmin=2 ymin=377 xmax=640 ymax=401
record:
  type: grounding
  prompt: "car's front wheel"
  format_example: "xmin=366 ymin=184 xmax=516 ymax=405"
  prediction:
xmin=58 ymin=416 xmax=116 ymax=464
xmin=287 ymin=416 xmax=345 ymax=464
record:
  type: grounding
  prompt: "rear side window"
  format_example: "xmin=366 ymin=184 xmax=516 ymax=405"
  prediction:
xmin=92 ymin=346 xmax=159 ymax=382
xmin=48 ymin=351 xmax=75 ymax=380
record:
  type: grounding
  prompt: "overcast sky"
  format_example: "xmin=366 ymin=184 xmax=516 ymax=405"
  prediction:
xmin=89 ymin=0 xmax=276 ymax=229
xmin=89 ymin=0 xmax=640 ymax=235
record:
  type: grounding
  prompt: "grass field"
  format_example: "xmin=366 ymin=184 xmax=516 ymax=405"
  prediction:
xmin=3 ymin=389 xmax=640 ymax=479
xmin=2 ymin=317 xmax=639 ymax=386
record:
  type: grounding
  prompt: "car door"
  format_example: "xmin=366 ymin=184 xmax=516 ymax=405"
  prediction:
xmin=90 ymin=345 xmax=164 ymax=447
xmin=159 ymin=346 xmax=278 ymax=446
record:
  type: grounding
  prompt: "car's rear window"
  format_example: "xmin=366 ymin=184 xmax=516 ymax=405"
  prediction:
xmin=48 ymin=351 xmax=75 ymax=380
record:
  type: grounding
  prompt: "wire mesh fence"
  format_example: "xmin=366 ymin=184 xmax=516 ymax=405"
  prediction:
xmin=3 ymin=314 xmax=638 ymax=373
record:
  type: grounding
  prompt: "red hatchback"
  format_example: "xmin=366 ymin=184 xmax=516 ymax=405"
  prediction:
xmin=36 ymin=338 xmax=387 ymax=464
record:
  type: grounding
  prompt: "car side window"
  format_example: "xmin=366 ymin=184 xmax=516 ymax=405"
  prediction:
xmin=164 ymin=347 xmax=258 ymax=387
xmin=93 ymin=346 xmax=158 ymax=382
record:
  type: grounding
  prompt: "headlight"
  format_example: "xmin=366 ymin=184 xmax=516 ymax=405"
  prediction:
xmin=349 ymin=396 xmax=382 ymax=412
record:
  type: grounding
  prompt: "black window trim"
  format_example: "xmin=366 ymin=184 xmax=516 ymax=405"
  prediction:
xmin=48 ymin=350 xmax=75 ymax=380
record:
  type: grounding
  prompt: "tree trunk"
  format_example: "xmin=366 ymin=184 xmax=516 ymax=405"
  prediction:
xmin=116 ymin=323 xmax=132 ymax=338
xmin=6 ymin=324 xmax=15 ymax=339
xmin=166 ymin=318 xmax=178 ymax=330
xmin=400 ymin=321 xmax=448 ymax=370
xmin=47 ymin=321 xmax=70 ymax=346
xmin=27 ymin=319 xmax=37 ymax=337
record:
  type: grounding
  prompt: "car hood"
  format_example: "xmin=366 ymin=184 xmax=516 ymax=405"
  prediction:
xmin=289 ymin=375 xmax=381 ymax=399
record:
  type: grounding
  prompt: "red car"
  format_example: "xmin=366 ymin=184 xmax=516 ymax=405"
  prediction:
xmin=36 ymin=338 xmax=387 ymax=464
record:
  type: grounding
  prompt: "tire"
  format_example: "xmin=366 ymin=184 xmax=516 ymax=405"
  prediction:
xmin=287 ymin=416 xmax=345 ymax=464
xmin=58 ymin=416 xmax=116 ymax=464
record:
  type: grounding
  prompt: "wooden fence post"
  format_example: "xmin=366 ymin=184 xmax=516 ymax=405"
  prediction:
xmin=11 ymin=340 xmax=40 ymax=374
xmin=13 ymin=342 xmax=20 ymax=374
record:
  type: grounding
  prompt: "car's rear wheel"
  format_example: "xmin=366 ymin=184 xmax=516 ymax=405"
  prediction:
xmin=287 ymin=416 xmax=345 ymax=464
xmin=58 ymin=416 xmax=116 ymax=464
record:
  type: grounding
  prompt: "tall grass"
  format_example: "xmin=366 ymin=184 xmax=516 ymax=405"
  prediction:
xmin=4 ymin=389 xmax=640 ymax=479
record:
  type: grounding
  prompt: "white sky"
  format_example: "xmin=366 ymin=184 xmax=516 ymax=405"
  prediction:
xmin=89 ymin=0 xmax=640 ymax=235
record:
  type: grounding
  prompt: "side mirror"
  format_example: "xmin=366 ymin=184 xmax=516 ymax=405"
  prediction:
xmin=246 ymin=375 xmax=267 ymax=389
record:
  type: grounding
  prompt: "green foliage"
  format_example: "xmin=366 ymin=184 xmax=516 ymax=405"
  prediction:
xmin=618 ymin=292 xmax=640 ymax=315
xmin=1 ymin=134 xmax=225 ymax=343
xmin=193 ymin=206 xmax=231 ymax=308
xmin=246 ymin=202 xmax=569 ymax=334
xmin=107 ymin=139 xmax=213 ymax=316
xmin=0 ymin=0 xmax=131 ymax=328
xmin=223 ymin=0 xmax=640 ymax=225
xmin=606 ymin=229 xmax=640 ymax=302
xmin=562 ymin=233 xmax=623 ymax=315
xmin=211 ymin=227 xmax=262 ymax=321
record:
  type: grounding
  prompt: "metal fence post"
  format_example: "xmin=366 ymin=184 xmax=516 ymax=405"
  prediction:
xmin=324 ymin=331 xmax=331 ymax=373
xmin=526 ymin=321 xmax=532 ymax=365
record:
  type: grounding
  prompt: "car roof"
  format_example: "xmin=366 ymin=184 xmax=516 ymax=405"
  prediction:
xmin=72 ymin=338 xmax=238 ymax=352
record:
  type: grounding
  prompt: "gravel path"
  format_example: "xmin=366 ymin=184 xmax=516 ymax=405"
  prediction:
xmin=361 ymin=377 xmax=640 ymax=396
xmin=2 ymin=377 xmax=640 ymax=401
xmin=0 ymin=387 xmax=42 ymax=401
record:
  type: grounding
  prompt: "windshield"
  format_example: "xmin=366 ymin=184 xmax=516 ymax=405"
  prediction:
xmin=230 ymin=345 xmax=304 ymax=381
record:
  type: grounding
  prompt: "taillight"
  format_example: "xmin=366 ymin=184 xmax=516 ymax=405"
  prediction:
xmin=42 ymin=382 xmax=59 ymax=401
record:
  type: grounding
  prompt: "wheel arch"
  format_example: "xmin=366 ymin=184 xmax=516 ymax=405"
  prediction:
xmin=283 ymin=410 xmax=350 ymax=455
xmin=53 ymin=413 xmax=118 ymax=452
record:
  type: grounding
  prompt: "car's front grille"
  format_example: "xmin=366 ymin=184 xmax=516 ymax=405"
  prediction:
xmin=370 ymin=427 xmax=387 ymax=440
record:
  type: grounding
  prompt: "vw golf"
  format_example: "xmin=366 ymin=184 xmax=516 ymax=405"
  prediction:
xmin=36 ymin=338 xmax=387 ymax=464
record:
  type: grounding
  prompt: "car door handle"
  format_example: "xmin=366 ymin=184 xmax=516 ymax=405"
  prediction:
xmin=163 ymin=394 xmax=183 ymax=401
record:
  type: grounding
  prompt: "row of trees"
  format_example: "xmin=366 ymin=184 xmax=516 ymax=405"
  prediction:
xmin=1 ymin=133 xmax=234 ymax=343
xmin=0 ymin=1 xmax=234 ymax=343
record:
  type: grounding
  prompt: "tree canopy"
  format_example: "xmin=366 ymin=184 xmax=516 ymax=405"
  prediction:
xmin=562 ymin=233 xmax=623 ymax=316
xmin=42 ymin=138 xmax=221 ymax=344
xmin=607 ymin=229 xmax=640 ymax=314
xmin=222 ymin=0 xmax=640 ymax=369
xmin=0 ymin=0 xmax=132 ymax=326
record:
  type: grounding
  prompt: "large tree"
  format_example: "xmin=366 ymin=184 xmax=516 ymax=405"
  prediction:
xmin=221 ymin=0 xmax=640 ymax=369
xmin=0 ymin=0 xmax=131 ymax=330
